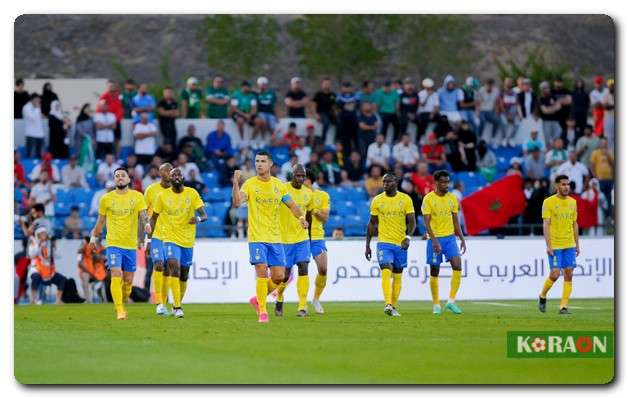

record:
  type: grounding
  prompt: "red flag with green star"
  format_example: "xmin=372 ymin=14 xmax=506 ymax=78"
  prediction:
xmin=460 ymin=174 xmax=527 ymax=235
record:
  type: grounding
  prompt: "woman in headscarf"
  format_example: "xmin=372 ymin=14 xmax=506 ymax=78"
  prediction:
xmin=41 ymin=82 xmax=59 ymax=117
xmin=476 ymin=139 xmax=497 ymax=181
xmin=48 ymin=100 xmax=69 ymax=159
xmin=570 ymin=79 xmax=590 ymax=137
xmin=72 ymin=103 xmax=95 ymax=153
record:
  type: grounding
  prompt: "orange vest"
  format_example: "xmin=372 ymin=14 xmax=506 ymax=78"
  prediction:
xmin=34 ymin=243 xmax=55 ymax=280
xmin=80 ymin=245 xmax=107 ymax=281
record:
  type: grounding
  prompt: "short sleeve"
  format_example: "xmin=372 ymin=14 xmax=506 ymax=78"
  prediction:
xmin=456 ymin=89 xmax=464 ymax=101
xmin=279 ymin=182 xmax=291 ymax=203
xmin=321 ymin=192 xmax=330 ymax=210
xmin=452 ymin=195 xmax=459 ymax=213
xmin=240 ymin=179 xmax=251 ymax=201
xmin=136 ymin=192 xmax=147 ymax=212
xmin=143 ymin=186 xmax=151 ymax=207
xmin=421 ymin=195 xmax=432 ymax=215
xmin=98 ymin=195 xmax=107 ymax=216
xmin=405 ymin=195 xmax=415 ymax=214
xmin=192 ymin=189 xmax=204 ymax=210
xmin=370 ymin=197 xmax=379 ymax=216
xmin=541 ymin=199 xmax=551 ymax=220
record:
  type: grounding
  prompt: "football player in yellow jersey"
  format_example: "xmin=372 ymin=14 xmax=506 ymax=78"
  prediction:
xmin=538 ymin=174 xmax=580 ymax=315
xmin=232 ymin=151 xmax=308 ymax=324
xmin=144 ymin=163 xmax=173 ymax=316
xmin=366 ymin=173 xmax=416 ymax=316
xmin=422 ymin=170 xmax=467 ymax=315
xmin=304 ymin=168 xmax=330 ymax=314
xmin=90 ymin=167 xmax=151 ymax=320
xmin=148 ymin=167 xmax=207 ymax=318
xmin=274 ymin=164 xmax=314 ymax=317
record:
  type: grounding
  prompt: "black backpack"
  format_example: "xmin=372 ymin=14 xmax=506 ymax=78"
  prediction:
xmin=61 ymin=277 xmax=86 ymax=303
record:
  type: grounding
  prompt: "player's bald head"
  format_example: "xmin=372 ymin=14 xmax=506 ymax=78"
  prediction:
xmin=159 ymin=162 xmax=173 ymax=182
xmin=292 ymin=163 xmax=306 ymax=174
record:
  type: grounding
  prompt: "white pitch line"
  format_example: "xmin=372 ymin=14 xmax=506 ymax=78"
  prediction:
xmin=470 ymin=301 xmax=523 ymax=307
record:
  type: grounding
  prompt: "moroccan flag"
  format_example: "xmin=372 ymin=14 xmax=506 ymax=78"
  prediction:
xmin=461 ymin=174 xmax=527 ymax=235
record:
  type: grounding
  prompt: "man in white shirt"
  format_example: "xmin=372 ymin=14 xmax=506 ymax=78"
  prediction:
xmin=555 ymin=150 xmax=589 ymax=194
xmin=477 ymin=78 xmax=503 ymax=144
xmin=61 ymin=155 xmax=88 ymax=188
xmin=176 ymin=153 xmax=201 ymax=183
xmin=417 ymin=78 xmax=440 ymax=139
xmin=22 ymin=94 xmax=46 ymax=159
xmin=93 ymin=100 xmax=117 ymax=159
xmin=29 ymin=171 xmax=56 ymax=216
xmin=89 ymin=180 xmax=115 ymax=216
xmin=29 ymin=152 xmax=61 ymax=183
xmin=366 ymin=133 xmax=391 ymax=170
xmin=133 ymin=111 xmax=158 ymax=165
xmin=96 ymin=153 xmax=120 ymax=186
xmin=279 ymin=154 xmax=299 ymax=182
xmin=392 ymin=133 xmax=420 ymax=172
xmin=294 ymin=137 xmax=311 ymax=166
xmin=142 ymin=165 xmax=160 ymax=190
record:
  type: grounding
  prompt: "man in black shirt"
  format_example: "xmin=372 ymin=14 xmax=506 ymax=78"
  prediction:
xmin=313 ymin=78 xmax=337 ymax=144
xmin=14 ymin=78 xmax=30 ymax=119
xmin=399 ymin=78 xmax=419 ymax=139
xmin=538 ymin=81 xmax=563 ymax=148
xmin=157 ymin=86 xmax=179 ymax=146
xmin=551 ymin=77 xmax=572 ymax=134
xmin=284 ymin=77 xmax=309 ymax=118
xmin=343 ymin=150 xmax=366 ymax=182
xmin=336 ymin=82 xmax=360 ymax=158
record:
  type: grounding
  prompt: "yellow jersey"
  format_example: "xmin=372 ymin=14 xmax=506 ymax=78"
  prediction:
xmin=421 ymin=191 xmax=458 ymax=238
xmin=98 ymin=190 xmax=147 ymax=250
xmin=542 ymin=195 xmax=577 ymax=249
xmin=144 ymin=182 xmax=169 ymax=241
xmin=279 ymin=182 xmax=313 ymax=244
xmin=153 ymin=187 xmax=204 ymax=248
xmin=240 ymin=176 xmax=290 ymax=243
xmin=310 ymin=189 xmax=330 ymax=240
xmin=370 ymin=191 xmax=415 ymax=246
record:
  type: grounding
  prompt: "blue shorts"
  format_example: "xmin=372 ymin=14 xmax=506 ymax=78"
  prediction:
xmin=164 ymin=242 xmax=194 ymax=268
xmin=549 ymin=248 xmax=577 ymax=269
xmin=284 ymin=240 xmax=311 ymax=268
xmin=258 ymin=112 xmax=278 ymax=131
xmin=310 ymin=240 xmax=327 ymax=258
xmin=426 ymin=235 xmax=460 ymax=266
xmin=106 ymin=247 xmax=137 ymax=273
xmin=377 ymin=242 xmax=408 ymax=269
xmin=249 ymin=242 xmax=286 ymax=267
xmin=149 ymin=238 xmax=166 ymax=263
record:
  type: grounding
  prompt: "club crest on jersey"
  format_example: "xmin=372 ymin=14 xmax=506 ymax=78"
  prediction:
xmin=129 ymin=199 xmax=135 ymax=207
xmin=185 ymin=198 xmax=191 ymax=205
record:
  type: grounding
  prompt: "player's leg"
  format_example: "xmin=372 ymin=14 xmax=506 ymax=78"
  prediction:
xmin=390 ymin=245 xmax=407 ymax=316
xmin=443 ymin=236 xmax=463 ymax=314
xmin=427 ymin=238 xmax=443 ymax=314
xmin=539 ymin=250 xmax=562 ymax=313
xmin=106 ymin=247 xmax=127 ymax=319
xmin=274 ymin=267 xmax=291 ymax=317
xmin=377 ymin=243 xmax=395 ymax=315
xmin=312 ymin=240 xmax=328 ymax=314
xmin=559 ymin=248 xmax=576 ymax=314
xmin=167 ymin=257 xmax=184 ymax=317
xmin=178 ymin=247 xmax=194 ymax=304
xmin=79 ymin=270 xmax=92 ymax=303
xmin=149 ymin=239 xmax=166 ymax=313
xmin=295 ymin=241 xmax=311 ymax=316
xmin=121 ymin=249 xmax=136 ymax=303
xmin=51 ymin=273 xmax=66 ymax=304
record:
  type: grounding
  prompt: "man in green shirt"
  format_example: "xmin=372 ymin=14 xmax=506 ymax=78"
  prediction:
xmin=206 ymin=75 xmax=230 ymax=119
xmin=121 ymin=79 xmax=137 ymax=119
xmin=374 ymin=81 xmax=400 ymax=140
xmin=230 ymin=81 xmax=258 ymax=141
xmin=180 ymin=77 xmax=203 ymax=119
xmin=255 ymin=76 xmax=278 ymax=142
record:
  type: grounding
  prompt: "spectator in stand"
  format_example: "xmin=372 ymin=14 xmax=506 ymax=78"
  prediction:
xmin=438 ymin=75 xmax=464 ymax=130
xmin=358 ymin=80 xmax=377 ymax=108
xmin=205 ymin=120 xmax=234 ymax=171
xmin=254 ymin=76 xmax=278 ymax=140
xmin=421 ymin=132 xmax=447 ymax=173
xmin=477 ymin=78 xmax=503 ymax=145
xmin=20 ymin=203 xmax=52 ymax=237
xmin=313 ymin=78 xmax=337 ymax=144
xmin=344 ymin=151 xmax=366 ymax=183
xmin=240 ymin=158 xmax=256 ymax=181
xmin=411 ymin=161 xmax=435 ymax=197
xmin=61 ymin=155 xmax=88 ymax=188
xmin=96 ymin=153 xmax=119 ymax=186
xmin=29 ymin=152 xmax=61 ymax=183
xmin=124 ymin=154 xmax=144 ymax=181
xmin=120 ymin=79 xmax=137 ymax=119
xmin=399 ymin=78 xmax=420 ymax=140
xmin=581 ymin=178 xmax=608 ymax=236
xmin=14 ymin=78 xmax=30 ymax=119
xmin=63 ymin=206 xmax=83 ymax=239
xmin=590 ymin=75 xmax=606 ymax=136
xmin=294 ymin=137 xmax=311 ymax=165
xmin=28 ymin=227 xmax=66 ymax=305
xmin=281 ymin=122 xmax=300 ymax=150
xmin=230 ymin=80 xmax=258 ymax=142
xmin=339 ymin=170 xmax=354 ymax=187
xmin=280 ymin=154 xmax=299 ymax=182
xmin=575 ymin=124 xmax=599 ymax=170
xmin=334 ymin=141 xmax=345 ymax=168
xmin=41 ymin=82 xmax=59 ymax=117
xmin=507 ymin=157 xmax=523 ymax=176
xmin=417 ymin=78 xmax=440 ymax=141
xmin=93 ymin=99 xmax=117 ymax=159
xmin=77 ymin=237 xmax=107 ymax=303
xmin=551 ymin=77 xmax=572 ymax=134
xmin=320 ymin=150 xmax=341 ymax=185
xmin=393 ymin=133 xmax=420 ymax=172
xmin=98 ymin=80 xmax=123 ymax=156
xmin=443 ymin=130 xmax=465 ymax=172
xmin=157 ymin=86 xmax=179 ymax=146
xmin=176 ymin=124 xmax=202 ymax=154
xmin=590 ymin=137 xmax=614 ymax=211
xmin=48 ymin=100 xmax=70 ymax=159
xmin=336 ymin=81 xmax=360 ymax=157
xmin=131 ymin=83 xmax=156 ymax=124
xmin=476 ymin=139 xmax=497 ymax=181
xmin=366 ymin=133 xmax=391 ymax=170
xmin=181 ymin=77 xmax=203 ymax=119
xmin=306 ymin=152 xmax=322 ymax=181
xmin=523 ymin=178 xmax=549 ymax=235
xmin=284 ymin=76 xmax=309 ymax=118
xmin=459 ymin=76 xmax=479 ymax=132
xmin=142 ymin=165 xmax=160 ymax=190
xmin=206 ymin=75 xmax=230 ymax=119
xmin=555 ymin=149 xmax=589 ymax=194
xmin=570 ymin=79 xmax=590 ymax=135
xmin=457 ymin=120 xmax=477 ymax=171
xmin=304 ymin=123 xmax=320 ymax=148
xmin=499 ymin=77 xmax=520 ymax=147
xmin=218 ymin=156 xmax=239 ymax=187
xmin=603 ymin=79 xmax=615 ymax=150
xmin=365 ymin=165 xmax=384 ymax=197
xmin=545 ymin=138 xmax=569 ymax=182
xmin=563 ymin=118 xmax=578 ymax=151
xmin=176 ymin=153 xmax=201 ymax=183
xmin=155 ymin=143 xmax=176 ymax=164
xmin=14 ymin=150 xmax=28 ymax=188
xmin=523 ymin=130 xmax=546 ymax=155
xmin=89 ymin=180 xmax=115 ymax=216
xmin=73 ymin=104 xmax=95 ymax=159
xmin=23 ymin=93 xmax=45 ymax=159
xmin=516 ymin=78 xmax=536 ymax=121
xmin=375 ymin=80 xmax=400 ymax=141
xmin=133 ymin=111 xmax=158 ymax=165
xmin=29 ymin=170 xmax=56 ymax=216
xmin=523 ymin=147 xmax=546 ymax=180
xmin=538 ymin=81 xmax=563 ymax=148
xmin=358 ymin=102 xmax=380 ymax=161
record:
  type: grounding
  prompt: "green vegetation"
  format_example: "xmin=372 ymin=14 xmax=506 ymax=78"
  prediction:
xmin=495 ymin=47 xmax=574 ymax=89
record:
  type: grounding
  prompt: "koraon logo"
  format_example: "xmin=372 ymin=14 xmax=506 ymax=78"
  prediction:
xmin=507 ymin=331 xmax=613 ymax=358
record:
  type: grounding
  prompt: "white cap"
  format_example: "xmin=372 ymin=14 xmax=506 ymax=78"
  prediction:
xmin=422 ymin=78 xmax=434 ymax=88
xmin=35 ymin=226 xmax=48 ymax=236
xmin=290 ymin=77 xmax=301 ymax=85
xmin=257 ymin=76 xmax=269 ymax=86
xmin=187 ymin=77 xmax=199 ymax=85
xmin=510 ymin=157 xmax=522 ymax=166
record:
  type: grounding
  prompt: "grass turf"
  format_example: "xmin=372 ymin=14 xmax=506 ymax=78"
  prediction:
xmin=14 ymin=299 xmax=614 ymax=384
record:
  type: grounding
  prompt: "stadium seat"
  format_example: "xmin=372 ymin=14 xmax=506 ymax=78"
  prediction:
xmin=325 ymin=187 xmax=347 ymax=203
xmin=119 ymin=146 xmax=134 ymax=160
xmin=344 ymin=187 xmax=368 ymax=202
xmin=83 ymin=216 xmax=97 ymax=231
xmin=54 ymin=202 xmax=71 ymax=216
xmin=416 ymin=215 xmax=427 ymax=236
xmin=493 ymin=145 xmax=523 ymax=161
xmin=271 ymin=146 xmax=291 ymax=167
xmin=14 ymin=224 xmax=25 ymax=240
xmin=201 ymin=172 xmax=219 ymax=189
xmin=52 ymin=159 xmax=69 ymax=170
xmin=55 ymin=187 xmax=72 ymax=203
xmin=22 ymin=159 xmax=40 ymax=176
xmin=324 ymin=215 xmax=344 ymax=236
xmin=70 ymin=188 xmax=93 ymax=204
xmin=496 ymin=156 xmax=510 ymax=173
xmin=211 ymin=201 xmax=230 ymax=222
xmin=345 ymin=215 xmax=365 ymax=236
xmin=204 ymin=187 xmax=229 ymax=202
xmin=205 ymin=216 xmax=227 ymax=238
xmin=53 ymin=216 xmax=66 ymax=234
xmin=16 ymin=146 xmax=27 ymax=159
xmin=454 ymin=172 xmax=487 ymax=195
xmin=86 ymin=173 xmax=99 ymax=188
xmin=356 ymin=202 xmax=371 ymax=219
xmin=76 ymin=202 xmax=89 ymax=217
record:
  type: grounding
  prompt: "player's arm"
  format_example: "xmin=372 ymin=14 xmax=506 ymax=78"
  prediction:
xmin=423 ymin=214 xmax=441 ymax=254
xmin=283 ymin=198 xmax=308 ymax=229
xmin=365 ymin=215 xmax=378 ymax=260
xmin=189 ymin=206 xmax=209 ymax=224
xmin=401 ymin=213 xmax=416 ymax=250
xmin=232 ymin=170 xmax=247 ymax=208
xmin=148 ymin=212 xmax=159 ymax=240
xmin=543 ymin=218 xmax=553 ymax=256
xmin=452 ymin=212 xmax=466 ymax=254
xmin=573 ymin=220 xmax=580 ymax=256
xmin=313 ymin=207 xmax=330 ymax=222
xmin=89 ymin=215 xmax=106 ymax=249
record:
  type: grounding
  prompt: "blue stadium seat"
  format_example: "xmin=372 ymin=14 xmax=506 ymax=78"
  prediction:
xmin=14 ymin=189 xmax=23 ymax=203
xmin=271 ymin=146 xmax=291 ymax=167
xmin=454 ymin=172 xmax=487 ymax=195
xmin=119 ymin=146 xmax=134 ymax=160
xmin=493 ymin=145 xmax=523 ymax=161
xmin=76 ymin=202 xmax=89 ymax=217
xmin=416 ymin=215 xmax=427 ymax=236
xmin=83 ymin=216 xmax=97 ymax=231
xmin=86 ymin=173 xmax=100 ymax=188
xmin=70 ymin=188 xmax=93 ymax=204
xmin=201 ymin=172 xmax=219 ymax=189
xmin=54 ymin=202 xmax=71 ymax=216
xmin=16 ymin=146 xmax=27 ymax=159
xmin=52 ymin=159 xmax=69 ymax=170
xmin=205 ymin=216 xmax=227 ymax=238
xmin=356 ymin=202 xmax=371 ymax=219
xmin=204 ymin=187 xmax=228 ymax=202
xmin=324 ymin=215 xmax=344 ymax=236
xmin=344 ymin=187 xmax=368 ymax=202
xmin=496 ymin=156 xmax=510 ymax=173
xmin=55 ymin=187 xmax=72 ymax=203
xmin=325 ymin=187 xmax=347 ymax=203
xmin=345 ymin=215 xmax=365 ymax=236
xmin=53 ymin=216 xmax=66 ymax=233
xmin=14 ymin=224 xmax=25 ymax=240
xmin=22 ymin=159 xmax=40 ymax=176
xmin=331 ymin=201 xmax=349 ymax=216
xmin=211 ymin=201 xmax=230 ymax=222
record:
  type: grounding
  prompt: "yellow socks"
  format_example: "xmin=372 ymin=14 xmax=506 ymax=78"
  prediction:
xmin=122 ymin=281 xmax=133 ymax=302
xmin=153 ymin=270 xmax=163 ymax=305
xmin=560 ymin=281 xmax=573 ymax=309
xmin=179 ymin=280 xmax=187 ymax=302
xmin=381 ymin=268 xmax=392 ymax=305
xmin=392 ymin=272 xmax=402 ymax=307
xmin=314 ymin=274 xmax=327 ymax=300
xmin=449 ymin=270 xmax=461 ymax=301
xmin=540 ymin=278 xmax=555 ymax=299
xmin=429 ymin=276 xmax=439 ymax=305
xmin=276 ymin=282 xmax=287 ymax=303
xmin=297 ymin=275 xmax=309 ymax=311
xmin=110 ymin=276 xmax=124 ymax=313
xmin=161 ymin=274 xmax=170 ymax=304
xmin=170 ymin=276 xmax=181 ymax=308
xmin=267 ymin=278 xmax=277 ymax=294
xmin=256 ymin=277 xmax=269 ymax=314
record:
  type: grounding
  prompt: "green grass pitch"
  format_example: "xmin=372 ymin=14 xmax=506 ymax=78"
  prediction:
xmin=14 ymin=299 xmax=614 ymax=384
